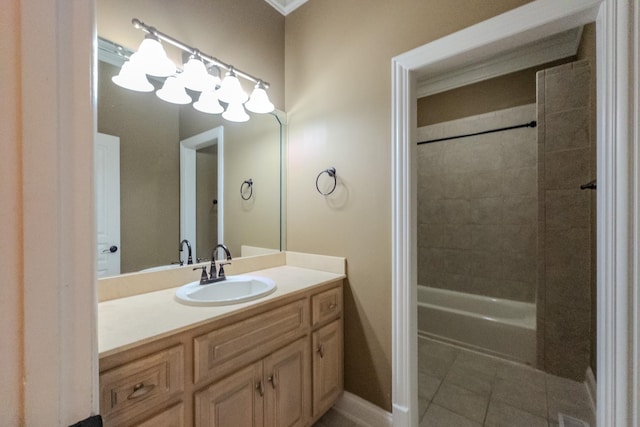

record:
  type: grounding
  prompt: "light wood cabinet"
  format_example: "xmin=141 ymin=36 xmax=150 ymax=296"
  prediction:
xmin=195 ymin=361 xmax=264 ymax=427
xmin=99 ymin=345 xmax=184 ymax=426
xmin=311 ymin=287 xmax=342 ymax=327
xmin=264 ymin=337 xmax=310 ymax=427
xmin=195 ymin=337 xmax=310 ymax=427
xmin=194 ymin=299 xmax=308 ymax=384
xmin=135 ymin=403 xmax=184 ymax=427
xmin=311 ymin=320 xmax=343 ymax=419
xmin=100 ymin=280 xmax=343 ymax=427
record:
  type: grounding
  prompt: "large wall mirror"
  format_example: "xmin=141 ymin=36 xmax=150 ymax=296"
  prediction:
xmin=96 ymin=40 xmax=285 ymax=277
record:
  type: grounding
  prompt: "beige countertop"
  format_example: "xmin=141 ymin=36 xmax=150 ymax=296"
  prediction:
xmin=99 ymin=261 xmax=345 ymax=358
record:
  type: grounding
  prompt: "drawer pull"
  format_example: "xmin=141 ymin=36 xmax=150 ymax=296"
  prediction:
xmin=127 ymin=382 xmax=155 ymax=400
xmin=328 ymin=303 xmax=337 ymax=310
xmin=257 ymin=380 xmax=265 ymax=396
xmin=317 ymin=344 xmax=325 ymax=358
xmin=268 ymin=374 xmax=277 ymax=389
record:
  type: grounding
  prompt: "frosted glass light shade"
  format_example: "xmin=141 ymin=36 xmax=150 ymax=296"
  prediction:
xmin=222 ymin=102 xmax=249 ymax=122
xmin=193 ymin=91 xmax=224 ymax=114
xmin=156 ymin=76 xmax=192 ymax=104
xmin=111 ymin=61 xmax=153 ymax=92
xmin=132 ymin=37 xmax=175 ymax=77
xmin=217 ymin=71 xmax=248 ymax=104
xmin=245 ymin=85 xmax=274 ymax=114
xmin=181 ymin=57 xmax=218 ymax=92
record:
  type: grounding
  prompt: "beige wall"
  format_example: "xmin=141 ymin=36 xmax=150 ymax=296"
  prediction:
xmin=284 ymin=0 xmax=534 ymax=411
xmin=97 ymin=0 xmax=285 ymax=110
xmin=0 ymin=0 xmax=23 ymax=423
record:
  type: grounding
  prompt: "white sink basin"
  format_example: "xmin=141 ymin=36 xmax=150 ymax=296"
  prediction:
xmin=175 ymin=275 xmax=277 ymax=306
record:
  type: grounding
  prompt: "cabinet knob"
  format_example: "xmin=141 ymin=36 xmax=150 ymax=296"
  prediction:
xmin=317 ymin=344 xmax=325 ymax=358
xmin=328 ymin=303 xmax=337 ymax=310
xmin=268 ymin=374 xmax=277 ymax=389
xmin=127 ymin=382 xmax=155 ymax=400
xmin=256 ymin=380 xmax=265 ymax=396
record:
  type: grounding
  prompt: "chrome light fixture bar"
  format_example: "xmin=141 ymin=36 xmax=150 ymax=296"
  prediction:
xmin=132 ymin=18 xmax=270 ymax=90
xmin=110 ymin=18 xmax=274 ymax=122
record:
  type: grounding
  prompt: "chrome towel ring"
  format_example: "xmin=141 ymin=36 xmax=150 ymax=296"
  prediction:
xmin=240 ymin=178 xmax=253 ymax=200
xmin=316 ymin=167 xmax=337 ymax=196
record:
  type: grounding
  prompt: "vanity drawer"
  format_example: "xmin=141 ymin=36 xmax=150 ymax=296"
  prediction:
xmin=194 ymin=299 xmax=308 ymax=383
xmin=311 ymin=286 xmax=342 ymax=327
xmin=100 ymin=345 xmax=184 ymax=424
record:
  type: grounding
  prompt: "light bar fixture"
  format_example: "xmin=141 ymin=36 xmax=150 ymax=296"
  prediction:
xmin=111 ymin=18 xmax=274 ymax=122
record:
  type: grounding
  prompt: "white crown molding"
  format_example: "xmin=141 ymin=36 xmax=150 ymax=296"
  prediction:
xmin=416 ymin=26 xmax=583 ymax=98
xmin=263 ymin=0 xmax=309 ymax=16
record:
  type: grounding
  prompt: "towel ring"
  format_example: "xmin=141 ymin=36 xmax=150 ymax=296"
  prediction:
xmin=316 ymin=167 xmax=337 ymax=196
xmin=240 ymin=179 xmax=253 ymax=200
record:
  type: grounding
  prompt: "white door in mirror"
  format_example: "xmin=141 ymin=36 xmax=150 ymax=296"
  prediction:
xmin=175 ymin=276 xmax=277 ymax=306
xmin=96 ymin=132 xmax=121 ymax=278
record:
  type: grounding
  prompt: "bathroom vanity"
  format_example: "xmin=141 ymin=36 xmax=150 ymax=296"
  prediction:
xmin=98 ymin=252 xmax=345 ymax=426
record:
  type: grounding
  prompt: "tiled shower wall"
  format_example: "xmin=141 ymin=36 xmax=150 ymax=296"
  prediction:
xmin=536 ymin=60 xmax=593 ymax=381
xmin=417 ymin=105 xmax=538 ymax=302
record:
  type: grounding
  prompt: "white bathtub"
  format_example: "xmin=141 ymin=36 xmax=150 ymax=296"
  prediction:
xmin=417 ymin=285 xmax=537 ymax=365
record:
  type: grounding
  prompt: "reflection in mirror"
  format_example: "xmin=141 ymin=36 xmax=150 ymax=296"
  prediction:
xmin=179 ymin=126 xmax=223 ymax=264
xmin=97 ymin=39 xmax=284 ymax=276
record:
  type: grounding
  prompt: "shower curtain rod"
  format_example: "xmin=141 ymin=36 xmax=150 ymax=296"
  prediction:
xmin=417 ymin=120 xmax=537 ymax=145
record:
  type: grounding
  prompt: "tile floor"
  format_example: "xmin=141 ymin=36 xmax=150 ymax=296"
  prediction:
xmin=418 ymin=336 xmax=595 ymax=427
xmin=313 ymin=336 xmax=595 ymax=427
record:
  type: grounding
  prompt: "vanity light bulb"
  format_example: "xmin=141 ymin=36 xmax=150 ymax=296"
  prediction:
xmin=181 ymin=57 xmax=213 ymax=92
xmin=216 ymin=71 xmax=248 ymax=104
xmin=112 ymin=61 xmax=154 ymax=92
xmin=245 ymin=85 xmax=274 ymax=114
xmin=222 ymin=102 xmax=250 ymax=122
xmin=156 ymin=76 xmax=192 ymax=104
xmin=193 ymin=90 xmax=224 ymax=114
xmin=133 ymin=37 xmax=176 ymax=77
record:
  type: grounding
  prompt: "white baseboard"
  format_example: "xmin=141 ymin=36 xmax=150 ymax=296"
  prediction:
xmin=332 ymin=391 xmax=393 ymax=427
xmin=584 ymin=366 xmax=597 ymax=416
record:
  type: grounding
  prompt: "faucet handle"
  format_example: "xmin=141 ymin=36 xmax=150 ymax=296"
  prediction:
xmin=208 ymin=262 xmax=217 ymax=280
xmin=193 ymin=266 xmax=208 ymax=283
xmin=218 ymin=262 xmax=231 ymax=278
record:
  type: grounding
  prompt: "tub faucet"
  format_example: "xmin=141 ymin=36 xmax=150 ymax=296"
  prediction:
xmin=179 ymin=239 xmax=193 ymax=265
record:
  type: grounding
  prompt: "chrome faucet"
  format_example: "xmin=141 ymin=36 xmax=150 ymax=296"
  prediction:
xmin=179 ymin=239 xmax=193 ymax=266
xmin=193 ymin=244 xmax=232 ymax=285
xmin=211 ymin=243 xmax=232 ymax=262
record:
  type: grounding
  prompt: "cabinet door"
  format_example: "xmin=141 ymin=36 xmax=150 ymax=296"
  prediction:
xmin=312 ymin=319 xmax=343 ymax=419
xmin=134 ymin=403 xmax=184 ymax=427
xmin=195 ymin=361 xmax=264 ymax=427
xmin=264 ymin=337 xmax=310 ymax=427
